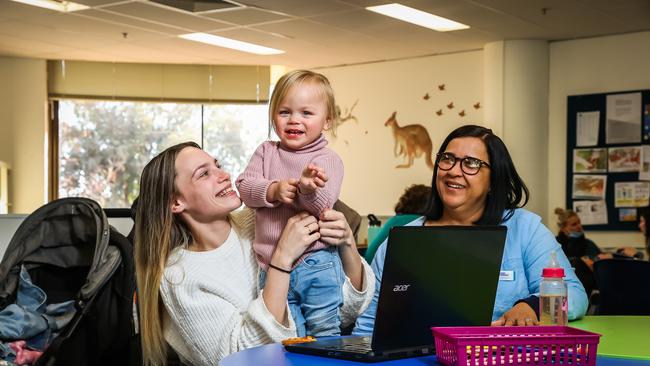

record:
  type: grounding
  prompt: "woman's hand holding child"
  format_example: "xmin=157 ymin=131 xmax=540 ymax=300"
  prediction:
xmin=272 ymin=212 xmax=321 ymax=268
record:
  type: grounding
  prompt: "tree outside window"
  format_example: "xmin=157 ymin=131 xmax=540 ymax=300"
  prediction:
xmin=57 ymin=100 xmax=268 ymax=208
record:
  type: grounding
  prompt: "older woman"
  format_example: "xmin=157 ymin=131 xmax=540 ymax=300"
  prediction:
xmin=134 ymin=142 xmax=374 ymax=366
xmin=354 ymin=125 xmax=587 ymax=335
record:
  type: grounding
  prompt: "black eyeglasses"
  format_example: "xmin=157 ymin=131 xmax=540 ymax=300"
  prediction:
xmin=436 ymin=152 xmax=490 ymax=175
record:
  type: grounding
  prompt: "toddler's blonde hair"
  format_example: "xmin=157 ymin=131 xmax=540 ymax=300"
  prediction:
xmin=268 ymin=69 xmax=338 ymax=138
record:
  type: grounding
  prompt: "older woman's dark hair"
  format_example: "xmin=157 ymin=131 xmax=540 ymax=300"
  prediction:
xmin=425 ymin=125 xmax=529 ymax=225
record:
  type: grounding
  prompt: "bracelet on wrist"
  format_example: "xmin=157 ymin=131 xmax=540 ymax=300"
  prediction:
xmin=268 ymin=262 xmax=292 ymax=274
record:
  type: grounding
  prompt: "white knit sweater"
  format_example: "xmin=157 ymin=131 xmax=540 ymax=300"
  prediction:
xmin=160 ymin=208 xmax=375 ymax=366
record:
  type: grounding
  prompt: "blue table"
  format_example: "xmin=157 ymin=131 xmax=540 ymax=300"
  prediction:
xmin=221 ymin=342 xmax=650 ymax=366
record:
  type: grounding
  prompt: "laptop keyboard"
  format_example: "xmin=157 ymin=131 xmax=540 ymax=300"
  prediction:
xmin=336 ymin=337 xmax=372 ymax=353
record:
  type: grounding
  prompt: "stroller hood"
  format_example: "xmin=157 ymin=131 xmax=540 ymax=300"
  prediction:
xmin=0 ymin=197 xmax=121 ymax=306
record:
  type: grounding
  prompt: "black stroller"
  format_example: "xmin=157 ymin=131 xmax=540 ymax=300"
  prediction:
xmin=0 ymin=197 xmax=139 ymax=365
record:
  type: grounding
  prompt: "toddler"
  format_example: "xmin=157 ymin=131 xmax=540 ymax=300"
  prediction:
xmin=236 ymin=70 xmax=344 ymax=337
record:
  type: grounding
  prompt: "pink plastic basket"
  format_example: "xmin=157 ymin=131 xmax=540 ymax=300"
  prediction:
xmin=431 ymin=326 xmax=601 ymax=366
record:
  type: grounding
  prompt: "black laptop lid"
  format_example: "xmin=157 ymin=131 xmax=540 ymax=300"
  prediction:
xmin=371 ymin=225 xmax=507 ymax=352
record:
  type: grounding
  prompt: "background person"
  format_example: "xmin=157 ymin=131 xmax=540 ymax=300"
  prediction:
xmin=353 ymin=125 xmax=587 ymax=335
xmin=555 ymin=208 xmax=612 ymax=267
xmin=364 ymin=184 xmax=430 ymax=262
xmin=554 ymin=207 xmax=610 ymax=296
xmin=134 ymin=142 xmax=374 ymax=366
xmin=638 ymin=207 xmax=650 ymax=260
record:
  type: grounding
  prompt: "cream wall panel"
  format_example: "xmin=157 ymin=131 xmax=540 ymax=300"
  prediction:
xmin=0 ymin=61 xmax=14 ymax=168
xmin=502 ymin=41 xmax=549 ymax=220
xmin=484 ymin=41 xmax=550 ymax=221
xmin=0 ymin=56 xmax=47 ymax=214
xmin=549 ymin=31 xmax=650 ymax=249
xmin=320 ymin=51 xmax=484 ymax=215
xmin=483 ymin=42 xmax=504 ymax=136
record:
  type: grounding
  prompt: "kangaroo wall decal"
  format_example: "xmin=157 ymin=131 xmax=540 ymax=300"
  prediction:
xmin=330 ymin=100 xmax=359 ymax=137
xmin=384 ymin=111 xmax=434 ymax=170
xmin=336 ymin=99 xmax=359 ymax=126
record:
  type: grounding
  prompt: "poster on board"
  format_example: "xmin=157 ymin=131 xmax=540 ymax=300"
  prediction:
xmin=619 ymin=208 xmax=637 ymax=222
xmin=576 ymin=111 xmax=600 ymax=146
xmin=573 ymin=148 xmax=607 ymax=173
xmin=608 ymin=146 xmax=641 ymax=172
xmin=572 ymin=175 xmax=606 ymax=200
xmin=573 ymin=200 xmax=608 ymax=225
xmin=606 ymin=92 xmax=641 ymax=144
xmin=640 ymin=145 xmax=650 ymax=181
xmin=614 ymin=181 xmax=650 ymax=207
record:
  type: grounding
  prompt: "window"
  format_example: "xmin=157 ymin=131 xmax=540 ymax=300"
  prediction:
xmin=202 ymin=104 xmax=269 ymax=181
xmin=55 ymin=99 xmax=268 ymax=209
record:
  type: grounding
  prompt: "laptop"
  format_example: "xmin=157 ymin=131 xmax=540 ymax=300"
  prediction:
xmin=285 ymin=225 xmax=507 ymax=362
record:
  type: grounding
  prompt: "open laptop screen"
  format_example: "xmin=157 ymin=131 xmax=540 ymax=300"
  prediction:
xmin=371 ymin=225 xmax=507 ymax=352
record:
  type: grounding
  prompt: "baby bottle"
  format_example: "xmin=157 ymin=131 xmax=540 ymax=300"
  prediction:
xmin=539 ymin=251 xmax=568 ymax=325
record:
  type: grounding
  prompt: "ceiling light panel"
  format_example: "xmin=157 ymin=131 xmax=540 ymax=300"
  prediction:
xmin=366 ymin=3 xmax=469 ymax=32
xmin=179 ymin=32 xmax=285 ymax=55
xmin=10 ymin=0 xmax=89 ymax=12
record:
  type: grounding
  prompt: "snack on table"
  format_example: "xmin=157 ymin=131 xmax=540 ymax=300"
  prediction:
xmin=281 ymin=335 xmax=317 ymax=346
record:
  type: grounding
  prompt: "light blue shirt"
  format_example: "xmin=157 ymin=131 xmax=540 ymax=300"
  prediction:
xmin=353 ymin=208 xmax=588 ymax=336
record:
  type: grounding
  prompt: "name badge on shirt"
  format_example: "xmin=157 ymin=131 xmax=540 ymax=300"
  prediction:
xmin=499 ymin=270 xmax=514 ymax=281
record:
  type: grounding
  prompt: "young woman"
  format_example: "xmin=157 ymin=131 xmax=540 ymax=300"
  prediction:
xmin=354 ymin=125 xmax=588 ymax=335
xmin=134 ymin=142 xmax=374 ymax=366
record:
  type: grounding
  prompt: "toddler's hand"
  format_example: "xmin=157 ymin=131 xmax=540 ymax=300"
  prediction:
xmin=299 ymin=164 xmax=328 ymax=194
xmin=268 ymin=179 xmax=298 ymax=204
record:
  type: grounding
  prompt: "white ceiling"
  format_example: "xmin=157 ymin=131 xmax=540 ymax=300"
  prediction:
xmin=0 ymin=0 xmax=649 ymax=69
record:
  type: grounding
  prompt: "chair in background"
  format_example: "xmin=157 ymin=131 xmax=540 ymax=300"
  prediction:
xmin=593 ymin=259 xmax=650 ymax=315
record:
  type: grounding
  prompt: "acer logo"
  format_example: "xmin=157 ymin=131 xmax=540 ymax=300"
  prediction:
xmin=393 ymin=284 xmax=410 ymax=292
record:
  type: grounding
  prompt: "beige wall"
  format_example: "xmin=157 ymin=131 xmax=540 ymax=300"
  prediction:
xmin=548 ymin=31 xmax=650 ymax=249
xmin=0 ymin=56 xmax=47 ymax=214
xmin=320 ymin=51 xmax=484 ymax=215
xmin=485 ymin=41 xmax=550 ymax=218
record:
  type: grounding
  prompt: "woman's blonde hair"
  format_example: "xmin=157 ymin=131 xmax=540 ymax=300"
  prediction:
xmin=268 ymin=69 xmax=339 ymax=138
xmin=554 ymin=207 xmax=578 ymax=229
xmin=135 ymin=141 xmax=199 ymax=366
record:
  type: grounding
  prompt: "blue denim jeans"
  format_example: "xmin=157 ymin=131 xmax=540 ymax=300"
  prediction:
xmin=0 ymin=266 xmax=75 ymax=351
xmin=260 ymin=248 xmax=344 ymax=337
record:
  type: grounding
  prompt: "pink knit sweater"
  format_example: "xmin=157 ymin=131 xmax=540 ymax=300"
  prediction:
xmin=236 ymin=134 xmax=344 ymax=269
